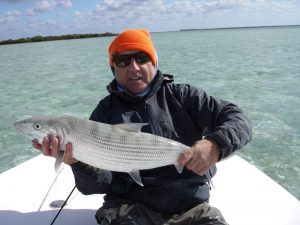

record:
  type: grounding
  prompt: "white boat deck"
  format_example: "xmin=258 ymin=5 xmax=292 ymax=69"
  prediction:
xmin=0 ymin=155 xmax=300 ymax=225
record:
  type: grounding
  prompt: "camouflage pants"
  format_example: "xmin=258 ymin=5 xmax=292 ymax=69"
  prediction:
xmin=95 ymin=198 xmax=228 ymax=225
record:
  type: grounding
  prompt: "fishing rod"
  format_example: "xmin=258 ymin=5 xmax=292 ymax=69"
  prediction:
xmin=50 ymin=186 xmax=76 ymax=225
xmin=38 ymin=166 xmax=65 ymax=211
xmin=36 ymin=164 xmax=77 ymax=225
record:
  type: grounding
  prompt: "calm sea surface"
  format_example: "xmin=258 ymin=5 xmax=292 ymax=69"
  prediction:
xmin=0 ymin=27 xmax=299 ymax=200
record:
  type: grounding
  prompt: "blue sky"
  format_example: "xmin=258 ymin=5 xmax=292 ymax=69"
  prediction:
xmin=0 ymin=0 xmax=299 ymax=40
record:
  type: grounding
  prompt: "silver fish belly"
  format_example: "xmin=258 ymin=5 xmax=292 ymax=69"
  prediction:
xmin=14 ymin=115 xmax=188 ymax=185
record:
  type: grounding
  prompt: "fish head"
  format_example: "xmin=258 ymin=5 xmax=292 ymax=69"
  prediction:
xmin=14 ymin=116 xmax=68 ymax=144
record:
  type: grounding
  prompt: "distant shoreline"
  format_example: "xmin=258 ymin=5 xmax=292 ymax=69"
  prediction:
xmin=180 ymin=24 xmax=300 ymax=32
xmin=0 ymin=32 xmax=117 ymax=46
xmin=1 ymin=25 xmax=299 ymax=45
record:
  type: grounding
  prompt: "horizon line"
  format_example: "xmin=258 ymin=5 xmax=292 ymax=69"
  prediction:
xmin=179 ymin=24 xmax=300 ymax=32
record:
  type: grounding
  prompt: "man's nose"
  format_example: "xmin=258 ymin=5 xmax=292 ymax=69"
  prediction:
xmin=128 ymin=58 xmax=140 ymax=70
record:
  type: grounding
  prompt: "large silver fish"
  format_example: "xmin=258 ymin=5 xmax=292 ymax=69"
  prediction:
xmin=14 ymin=115 xmax=188 ymax=186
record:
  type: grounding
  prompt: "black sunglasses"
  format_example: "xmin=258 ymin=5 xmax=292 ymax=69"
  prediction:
xmin=113 ymin=52 xmax=151 ymax=68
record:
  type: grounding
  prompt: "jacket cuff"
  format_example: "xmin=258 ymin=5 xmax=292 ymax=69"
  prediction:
xmin=205 ymin=131 xmax=232 ymax=160
xmin=70 ymin=161 xmax=88 ymax=170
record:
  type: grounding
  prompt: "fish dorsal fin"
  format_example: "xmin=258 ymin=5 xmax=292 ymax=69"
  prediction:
xmin=129 ymin=170 xmax=144 ymax=186
xmin=114 ymin=123 xmax=148 ymax=133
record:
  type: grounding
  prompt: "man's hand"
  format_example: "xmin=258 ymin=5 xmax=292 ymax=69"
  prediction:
xmin=178 ymin=139 xmax=221 ymax=176
xmin=32 ymin=136 xmax=78 ymax=165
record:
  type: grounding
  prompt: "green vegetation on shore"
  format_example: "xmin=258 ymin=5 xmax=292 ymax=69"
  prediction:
xmin=0 ymin=32 xmax=117 ymax=45
xmin=180 ymin=24 xmax=300 ymax=32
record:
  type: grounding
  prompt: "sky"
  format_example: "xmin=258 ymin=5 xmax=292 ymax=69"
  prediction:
xmin=0 ymin=0 xmax=300 ymax=40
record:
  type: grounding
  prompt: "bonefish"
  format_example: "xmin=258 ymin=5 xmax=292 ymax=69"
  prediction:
xmin=14 ymin=115 xmax=189 ymax=186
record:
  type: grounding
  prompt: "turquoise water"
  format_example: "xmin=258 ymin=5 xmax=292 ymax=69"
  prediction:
xmin=0 ymin=27 xmax=299 ymax=200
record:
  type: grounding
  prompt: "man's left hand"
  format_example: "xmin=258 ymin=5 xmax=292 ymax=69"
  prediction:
xmin=178 ymin=139 xmax=222 ymax=176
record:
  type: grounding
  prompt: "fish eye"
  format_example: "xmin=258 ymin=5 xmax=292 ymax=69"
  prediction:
xmin=34 ymin=123 xmax=42 ymax=130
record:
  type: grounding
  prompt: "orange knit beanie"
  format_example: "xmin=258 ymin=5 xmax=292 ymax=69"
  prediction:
xmin=108 ymin=28 xmax=157 ymax=66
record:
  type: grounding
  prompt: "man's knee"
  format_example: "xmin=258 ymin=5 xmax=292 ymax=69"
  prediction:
xmin=167 ymin=203 xmax=228 ymax=225
xmin=95 ymin=201 xmax=165 ymax=225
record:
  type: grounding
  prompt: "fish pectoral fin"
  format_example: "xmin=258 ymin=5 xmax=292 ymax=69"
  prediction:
xmin=174 ymin=163 xmax=184 ymax=173
xmin=54 ymin=151 xmax=65 ymax=172
xmin=114 ymin=123 xmax=148 ymax=133
xmin=129 ymin=170 xmax=144 ymax=186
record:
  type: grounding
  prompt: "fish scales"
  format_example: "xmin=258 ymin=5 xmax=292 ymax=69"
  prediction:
xmin=14 ymin=115 xmax=188 ymax=185
xmin=71 ymin=131 xmax=175 ymax=158
xmin=72 ymin=117 xmax=186 ymax=170
xmin=69 ymin=128 xmax=182 ymax=170
xmin=67 ymin=117 xmax=183 ymax=160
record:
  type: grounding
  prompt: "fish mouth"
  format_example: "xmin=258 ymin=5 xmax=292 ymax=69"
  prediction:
xmin=14 ymin=121 xmax=23 ymax=132
xmin=14 ymin=121 xmax=34 ymax=139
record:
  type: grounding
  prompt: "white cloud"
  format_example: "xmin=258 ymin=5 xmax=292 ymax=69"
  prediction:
xmin=92 ymin=0 xmax=164 ymax=21
xmin=57 ymin=0 xmax=72 ymax=9
xmin=45 ymin=19 xmax=56 ymax=25
xmin=5 ymin=10 xmax=21 ymax=17
xmin=1 ymin=0 xmax=299 ymax=40
xmin=253 ymin=0 xmax=296 ymax=9
xmin=94 ymin=4 xmax=106 ymax=12
xmin=34 ymin=0 xmax=56 ymax=12
xmin=74 ymin=11 xmax=81 ymax=17
xmin=199 ymin=0 xmax=298 ymax=12
xmin=0 ymin=10 xmax=21 ymax=24
xmin=25 ymin=8 xmax=35 ymax=16
xmin=32 ymin=0 xmax=72 ymax=13
xmin=0 ymin=0 xmax=32 ymax=3
xmin=101 ymin=0 xmax=156 ymax=9
xmin=86 ymin=0 xmax=300 ymax=32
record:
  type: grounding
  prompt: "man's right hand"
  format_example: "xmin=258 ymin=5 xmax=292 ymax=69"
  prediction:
xmin=32 ymin=136 xmax=78 ymax=165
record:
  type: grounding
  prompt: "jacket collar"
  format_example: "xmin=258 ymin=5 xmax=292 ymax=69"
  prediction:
xmin=106 ymin=70 xmax=174 ymax=102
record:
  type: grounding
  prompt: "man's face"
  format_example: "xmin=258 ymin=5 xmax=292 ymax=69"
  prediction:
xmin=113 ymin=51 xmax=156 ymax=94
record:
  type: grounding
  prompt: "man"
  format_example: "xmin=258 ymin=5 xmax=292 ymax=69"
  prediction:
xmin=33 ymin=28 xmax=252 ymax=224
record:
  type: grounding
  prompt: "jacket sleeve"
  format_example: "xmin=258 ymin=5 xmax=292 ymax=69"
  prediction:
xmin=180 ymin=84 xmax=252 ymax=160
xmin=70 ymin=97 xmax=113 ymax=195
xmin=71 ymin=162 xmax=112 ymax=194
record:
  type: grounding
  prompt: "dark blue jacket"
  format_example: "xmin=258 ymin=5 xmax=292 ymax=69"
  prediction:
xmin=71 ymin=71 xmax=252 ymax=213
